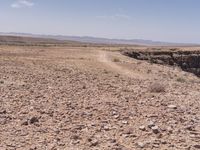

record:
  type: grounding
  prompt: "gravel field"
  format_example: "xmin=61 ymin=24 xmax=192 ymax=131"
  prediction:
xmin=0 ymin=45 xmax=200 ymax=150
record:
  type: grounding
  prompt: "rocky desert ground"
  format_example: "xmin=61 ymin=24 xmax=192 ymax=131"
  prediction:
xmin=0 ymin=44 xmax=200 ymax=150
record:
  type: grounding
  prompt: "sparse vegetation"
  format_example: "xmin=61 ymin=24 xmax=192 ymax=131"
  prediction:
xmin=170 ymin=48 xmax=178 ymax=51
xmin=176 ymin=77 xmax=186 ymax=83
xmin=113 ymin=58 xmax=120 ymax=62
xmin=149 ymin=82 xmax=166 ymax=93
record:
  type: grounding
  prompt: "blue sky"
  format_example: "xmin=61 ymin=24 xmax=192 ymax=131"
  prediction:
xmin=0 ymin=0 xmax=200 ymax=43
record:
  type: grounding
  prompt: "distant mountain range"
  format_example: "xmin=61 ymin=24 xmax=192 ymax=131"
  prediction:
xmin=0 ymin=32 xmax=198 ymax=46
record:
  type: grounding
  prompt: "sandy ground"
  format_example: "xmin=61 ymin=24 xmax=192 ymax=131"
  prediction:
xmin=0 ymin=46 xmax=200 ymax=150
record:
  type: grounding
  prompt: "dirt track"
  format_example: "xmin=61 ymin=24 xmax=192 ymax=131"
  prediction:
xmin=0 ymin=46 xmax=200 ymax=150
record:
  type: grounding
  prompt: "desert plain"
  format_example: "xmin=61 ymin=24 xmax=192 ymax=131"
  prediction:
xmin=0 ymin=38 xmax=200 ymax=150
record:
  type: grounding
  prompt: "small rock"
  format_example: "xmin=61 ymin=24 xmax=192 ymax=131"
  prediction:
xmin=21 ymin=120 xmax=29 ymax=126
xmin=112 ymin=111 xmax=117 ymax=115
xmin=168 ymin=105 xmax=177 ymax=109
xmin=29 ymin=117 xmax=39 ymax=124
xmin=123 ymin=127 xmax=134 ymax=135
xmin=185 ymin=125 xmax=195 ymax=131
xmin=0 ymin=110 xmax=6 ymax=114
xmin=148 ymin=121 xmax=155 ymax=128
xmin=194 ymin=145 xmax=200 ymax=149
xmin=122 ymin=120 xmax=128 ymax=124
xmin=136 ymin=142 xmax=145 ymax=148
xmin=113 ymin=114 xmax=120 ymax=119
xmin=122 ymin=134 xmax=130 ymax=138
xmin=152 ymin=126 xmax=160 ymax=134
xmin=103 ymin=125 xmax=110 ymax=131
xmin=54 ymin=128 xmax=60 ymax=134
xmin=72 ymin=140 xmax=80 ymax=145
xmin=29 ymin=145 xmax=37 ymax=150
xmin=167 ymin=127 xmax=173 ymax=134
xmin=153 ymin=144 xmax=160 ymax=148
xmin=89 ymin=138 xmax=98 ymax=147
xmin=156 ymin=133 xmax=163 ymax=138
xmin=147 ymin=114 xmax=158 ymax=118
xmin=110 ymin=139 xmax=116 ymax=143
xmin=0 ymin=118 xmax=7 ymax=125
xmin=139 ymin=126 xmax=146 ymax=131
xmin=71 ymin=135 xmax=80 ymax=140
xmin=29 ymin=106 xmax=34 ymax=111
xmin=161 ymin=140 xmax=167 ymax=144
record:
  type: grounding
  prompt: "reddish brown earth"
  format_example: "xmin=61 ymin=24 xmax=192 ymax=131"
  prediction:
xmin=0 ymin=45 xmax=200 ymax=150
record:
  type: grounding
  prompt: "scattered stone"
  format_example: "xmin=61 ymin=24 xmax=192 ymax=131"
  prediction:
xmin=88 ymin=138 xmax=98 ymax=147
xmin=0 ymin=110 xmax=6 ymax=114
xmin=29 ymin=117 xmax=39 ymax=124
xmin=152 ymin=126 xmax=160 ymax=134
xmin=139 ymin=125 xmax=146 ymax=131
xmin=122 ymin=134 xmax=130 ymax=138
xmin=71 ymin=135 xmax=80 ymax=145
xmin=161 ymin=140 xmax=167 ymax=144
xmin=148 ymin=121 xmax=155 ymax=128
xmin=194 ymin=145 xmax=200 ymax=149
xmin=122 ymin=120 xmax=128 ymax=124
xmin=29 ymin=145 xmax=37 ymax=150
xmin=0 ymin=117 xmax=7 ymax=125
xmin=72 ymin=140 xmax=80 ymax=145
xmin=71 ymin=135 xmax=80 ymax=140
xmin=113 ymin=114 xmax=120 ymax=119
xmin=153 ymin=144 xmax=160 ymax=148
xmin=168 ymin=105 xmax=177 ymax=109
xmin=1 ymin=46 xmax=200 ymax=149
xmin=21 ymin=120 xmax=29 ymax=126
xmin=185 ymin=125 xmax=195 ymax=131
xmin=123 ymin=127 xmax=134 ymax=135
xmin=147 ymin=114 xmax=158 ymax=118
xmin=54 ymin=128 xmax=60 ymax=134
xmin=136 ymin=142 xmax=145 ymax=148
xmin=103 ymin=125 xmax=110 ymax=131
xmin=156 ymin=133 xmax=163 ymax=138
xmin=167 ymin=127 xmax=173 ymax=134
xmin=112 ymin=111 xmax=117 ymax=115
xmin=113 ymin=143 xmax=128 ymax=150
xmin=110 ymin=139 xmax=116 ymax=143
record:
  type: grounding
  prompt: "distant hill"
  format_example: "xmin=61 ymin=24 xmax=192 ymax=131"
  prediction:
xmin=0 ymin=32 xmax=198 ymax=46
xmin=0 ymin=35 xmax=82 ymax=46
xmin=0 ymin=35 xmax=64 ymax=44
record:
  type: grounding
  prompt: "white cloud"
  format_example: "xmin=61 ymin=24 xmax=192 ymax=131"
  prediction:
xmin=97 ymin=14 xmax=131 ymax=20
xmin=11 ymin=0 xmax=34 ymax=8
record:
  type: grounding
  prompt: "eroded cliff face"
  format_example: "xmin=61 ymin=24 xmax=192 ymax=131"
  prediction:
xmin=123 ymin=50 xmax=200 ymax=77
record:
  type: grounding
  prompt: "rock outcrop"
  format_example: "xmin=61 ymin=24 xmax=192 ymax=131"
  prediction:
xmin=123 ymin=50 xmax=200 ymax=76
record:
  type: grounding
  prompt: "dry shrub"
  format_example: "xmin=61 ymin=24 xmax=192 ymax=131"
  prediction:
xmin=149 ymin=82 xmax=166 ymax=93
xmin=176 ymin=77 xmax=186 ymax=83
xmin=113 ymin=58 xmax=120 ymax=62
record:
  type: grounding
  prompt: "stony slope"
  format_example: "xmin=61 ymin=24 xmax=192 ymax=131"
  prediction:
xmin=0 ymin=46 xmax=200 ymax=150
